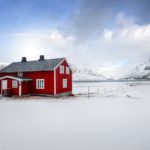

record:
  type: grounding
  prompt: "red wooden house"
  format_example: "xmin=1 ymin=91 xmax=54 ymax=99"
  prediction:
xmin=0 ymin=55 xmax=72 ymax=97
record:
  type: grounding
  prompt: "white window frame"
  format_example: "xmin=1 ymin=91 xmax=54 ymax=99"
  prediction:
xmin=18 ymin=72 xmax=23 ymax=77
xmin=63 ymin=79 xmax=67 ymax=88
xmin=36 ymin=79 xmax=45 ymax=89
xmin=66 ymin=67 xmax=70 ymax=74
xmin=60 ymin=65 xmax=64 ymax=74
xmin=12 ymin=80 xmax=18 ymax=88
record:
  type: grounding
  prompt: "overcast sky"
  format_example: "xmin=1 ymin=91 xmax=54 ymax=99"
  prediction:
xmin=0 ymin=0 xmax=150 ymax=77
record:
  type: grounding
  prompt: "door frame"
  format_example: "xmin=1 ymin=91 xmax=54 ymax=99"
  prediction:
xmin=1 ymin=80 xmax=8 ymax=94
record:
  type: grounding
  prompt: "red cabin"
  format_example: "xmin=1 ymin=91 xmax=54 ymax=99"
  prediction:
xmin=0 ymin=56 xmax=72 ymax=97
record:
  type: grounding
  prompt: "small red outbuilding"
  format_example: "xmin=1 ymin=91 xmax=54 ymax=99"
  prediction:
xmin=0 ymin=56 xmax=72 ymax=97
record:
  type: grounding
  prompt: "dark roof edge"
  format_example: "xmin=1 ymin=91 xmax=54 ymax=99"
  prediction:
xmin=0 ymin=57 xmax=66 ymax=73
xmin=13 ymin=57 xmax=65 ymax=64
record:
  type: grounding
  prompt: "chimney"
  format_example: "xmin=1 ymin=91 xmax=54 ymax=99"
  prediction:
xmin=39 ymin=55 xmax=45 ymax=61
xmin=21 ymin=57 xmax=27 ymax=63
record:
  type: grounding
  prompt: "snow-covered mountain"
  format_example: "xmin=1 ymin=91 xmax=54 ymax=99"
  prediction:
xmin=124 ymin=59 xmax=150 ymax=80
xmin=0 ymin=64 xmax=6 ymax=70
xmin=70 ymin=64 xmax=108 ymax=81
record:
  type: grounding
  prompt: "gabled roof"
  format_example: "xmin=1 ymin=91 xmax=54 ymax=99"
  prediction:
xmin=0 ymin=58 xmax=65 ymax=73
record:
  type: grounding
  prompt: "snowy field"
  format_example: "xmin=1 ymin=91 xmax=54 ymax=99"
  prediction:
xmin=0 ymin=81 xmax=150 ymax=150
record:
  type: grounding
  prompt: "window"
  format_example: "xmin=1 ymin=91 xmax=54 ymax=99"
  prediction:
xmin=12 ymin=80 xmax=18 ymax=88
xmin=66 ymin=67 xmax=70 ymax=74
xmin=63 ymin=79 xmax=67 ymax=88
xmin=18 ymin=72 xmax=23 ymax=77
xmin=36 ymin=79 xmax=45 ymax=89
xmin=60 ymin=66 xmax=64 ymax=74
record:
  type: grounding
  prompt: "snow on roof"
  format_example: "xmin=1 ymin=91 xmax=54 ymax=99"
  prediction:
xmin=0 ymin=58 xmax=65 ymax=73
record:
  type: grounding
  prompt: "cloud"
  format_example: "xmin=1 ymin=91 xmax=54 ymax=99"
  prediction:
xmin=72 ymin=0 xmax=117 ymax=42
xmin=6 ymin=30 xmax=75 ymax=61
xmin=2 ymin=18 xmax=150 ymax=78
xmin=101 ymin=24 xmax=150 ymax=58
xmin=70 ymin=0 xmax=150 ymax=42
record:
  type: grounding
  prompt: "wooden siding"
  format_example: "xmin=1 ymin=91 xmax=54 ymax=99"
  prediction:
xmin=0 ymin=59 xmax=72 ymax=96
xmin=56 ymin=59 xmax=72 ymax=94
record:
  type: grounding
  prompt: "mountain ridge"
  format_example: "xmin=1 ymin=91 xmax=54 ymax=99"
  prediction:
xmin=124 ymin=59 xmax=150 ymax=80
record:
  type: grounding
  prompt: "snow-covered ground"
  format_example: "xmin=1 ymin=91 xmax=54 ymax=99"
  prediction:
xmin=0 ymin=81 xmax=150 ymax=150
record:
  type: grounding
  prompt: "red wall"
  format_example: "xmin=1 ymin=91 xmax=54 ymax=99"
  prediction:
xmin=0 ymin=59 xmax=72 ymax=96
xmin=0 ymin=71 xmax=54 ymax=95
xmin=0 ymin=73 xmax=18 ymax=95
xmin=24 ymin=71 xmax=54 ymax=95
xmin=21 ymin=81 xmax=32 ymax=95
xmin=0 ymin=78 xmax=19 ymax=95
xmin=56 ymin=60 xmax=72 ymax=94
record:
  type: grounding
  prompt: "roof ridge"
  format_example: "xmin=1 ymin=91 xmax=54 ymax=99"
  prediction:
xmin=0 ymin=57 xmax=66 ymax=73
xmin=13 ymin=57 xmax=65 ymax=63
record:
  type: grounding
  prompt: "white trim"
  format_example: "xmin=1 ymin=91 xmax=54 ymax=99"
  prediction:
xmin=53 ymin=58 xmax=72 ymax=73
xmin=54 ymin=69 xmax=56 ymax=95
xmin=66 ymin=67 xmax=70 ymax=74
xmin=1 ymin=80 xmax=7 ymax=89
xmin=12 ymin=80 xmax=18 ymax=88
xmin=53 ymin=58 xmax=71 ymax=95
xmin=59 ymin=65 xmax=64 ymax=74
xmin=0 ymin=76 xmax=32 ymax=82
xmin=54 ymin=58 xmax=66 ymax=70
xmin=19 ymin=81 xmax=22 ymax=96
xmin=18 ymin=72 xmax=23 ymax=77
xmin=36 ymin=79 xmax=45 ymax=89
xmin=63 ymin=79 xmax=67 ymax=88
xmin=1 ymin=80 xmax=8 ymax=94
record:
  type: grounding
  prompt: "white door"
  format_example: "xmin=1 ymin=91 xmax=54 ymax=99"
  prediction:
xmin=2 ymin=80 xmax=7 ymax=89
xmin=63 ymin=79 xmax=67 ymax=88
